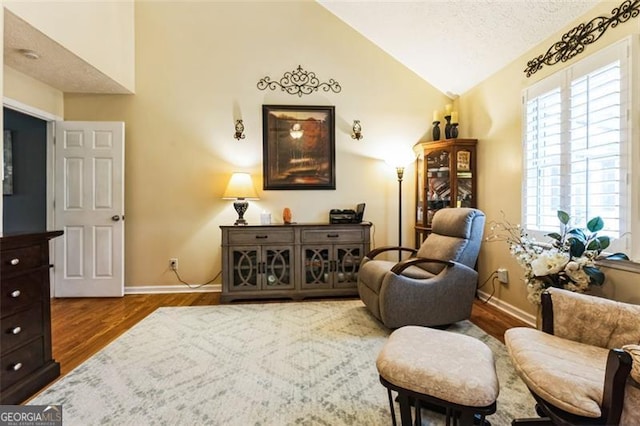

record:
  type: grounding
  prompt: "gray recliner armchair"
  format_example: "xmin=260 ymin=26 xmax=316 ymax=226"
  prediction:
xmin=357 ymin=208 xmax=485 ymax=328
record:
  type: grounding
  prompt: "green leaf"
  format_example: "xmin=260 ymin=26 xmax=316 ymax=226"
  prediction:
xmin=557 ymin=210 xmax=570 ymax=225
xmin=604 ymin=252 xmax=630 ymax=260
xmin=586 ymin=239 xmax=601 ymax=251
xmin=584 ymin=266 xmax=605 ymax=286
xmin=568 ymin=228 xmax=586 ymax=239
xmin=546 ymin=232 xmax=562 ymax=241
xmin=586 ymin=216 xmax=604 ymax=232
xmin=596 ymin=236 xmax=610 ymax=251
xmin=569 ymin=239 xmax=585 ymax=258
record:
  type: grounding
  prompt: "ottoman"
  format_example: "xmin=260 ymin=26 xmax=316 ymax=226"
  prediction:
xmin=376 ymin=326 xmax=499 ymax=426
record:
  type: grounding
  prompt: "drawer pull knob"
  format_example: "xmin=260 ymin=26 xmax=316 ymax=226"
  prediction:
xmin=255 ymin=235 xmax=268 ymax=239
xmin=10 ymin=290 xmax=21 ymax=298
xmin=10 ymin=258 xmax=20 ymax=265
xmin=327 ymin=234 xmax=339 ymax=238
xmin=12 ymin=363 xmax=23 ymax=371
xmin=11 ymin=327 xmax=22 ymax=335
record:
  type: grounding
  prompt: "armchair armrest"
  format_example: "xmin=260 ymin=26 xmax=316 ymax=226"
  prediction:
xmin=390 ymin=257 xmax=453 ymax=275
xmin=365 ymin=245 xmax=417 ymax=259
xmin=601 ymin=349 xmax=632 ymax=425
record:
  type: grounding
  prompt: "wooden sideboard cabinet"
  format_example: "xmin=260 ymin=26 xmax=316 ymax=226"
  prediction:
xmin=0 ymin=230 xmax=63 ymax=404
xmin=220 ymin=223 xmax=371 ymax=302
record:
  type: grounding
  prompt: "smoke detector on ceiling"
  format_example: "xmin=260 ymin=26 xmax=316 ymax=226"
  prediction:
xmin=18 ymin=49 xmax=40 ymax=60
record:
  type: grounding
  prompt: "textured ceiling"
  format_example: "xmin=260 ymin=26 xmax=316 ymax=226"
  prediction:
xmin=317 ymin=0 xmax=601 ymax=96
xmin=3 ymin=2 xmax=602 ymax=96
xmin=3 ymin=10 xmax=131 ymax=94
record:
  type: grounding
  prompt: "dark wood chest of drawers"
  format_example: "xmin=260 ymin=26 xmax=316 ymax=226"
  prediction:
xmin=0 ymin=230 xmax=62 ymax=404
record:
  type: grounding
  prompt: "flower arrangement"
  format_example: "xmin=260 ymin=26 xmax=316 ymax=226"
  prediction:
xmin=487 ymin=210 xmax=628 ymax=304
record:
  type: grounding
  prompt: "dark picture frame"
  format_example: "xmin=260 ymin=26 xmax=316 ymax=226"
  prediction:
xmin=262 ymin=105 xmax=335 ymax=190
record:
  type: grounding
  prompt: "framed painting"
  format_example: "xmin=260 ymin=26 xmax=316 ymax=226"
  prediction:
xmin=3 ymin=130 xmax=13 ymax=195
xmin=262 ymin=105 xmax=335 ymax=190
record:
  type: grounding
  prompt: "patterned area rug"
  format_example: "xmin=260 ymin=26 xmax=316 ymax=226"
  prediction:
xmin=30 ymin=300 xmax=535 ymax=425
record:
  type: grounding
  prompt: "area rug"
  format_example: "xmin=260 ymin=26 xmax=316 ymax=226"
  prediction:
xmin=30 ymin=300 xmax=535 ymax=425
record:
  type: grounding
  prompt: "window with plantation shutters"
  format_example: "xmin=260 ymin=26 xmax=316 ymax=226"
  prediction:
xmin=522 ymin=38 xmax=634 ymax=257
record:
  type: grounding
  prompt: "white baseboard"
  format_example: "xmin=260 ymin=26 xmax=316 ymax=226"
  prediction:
xmin=125 ymin=284 xmax=222 ymax=294
xmin=477 ymin=290 xmax=536 ymax=328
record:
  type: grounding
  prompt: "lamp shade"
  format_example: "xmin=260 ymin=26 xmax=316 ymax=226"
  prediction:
xmin=222 ymin=172 xmax=259 ymax=200
xmin=384 ymin=149 xmax=416 ymax=169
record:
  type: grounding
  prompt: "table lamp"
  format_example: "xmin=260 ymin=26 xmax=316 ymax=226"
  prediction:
xmin=222 ymin=172 xmax=259 ymax=225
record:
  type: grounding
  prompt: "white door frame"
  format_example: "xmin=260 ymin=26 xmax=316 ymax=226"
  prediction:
xmin=3 ymin=96 xmax=62 ymax=296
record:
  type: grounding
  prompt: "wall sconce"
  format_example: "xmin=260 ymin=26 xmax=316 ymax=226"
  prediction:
xmin=222 ymin=172 xmax=259 ymax=225
xmin=234 ymin=120 xmax=245 ymax=141
xmin=351 ymin=120 xmax=363 ymax=140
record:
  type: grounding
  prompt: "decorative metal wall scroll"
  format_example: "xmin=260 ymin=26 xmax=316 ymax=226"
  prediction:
xmin=257 ymin=65 xmax=341 ymax=97
xmin=525 ymin=0 xmax=640 ymax=77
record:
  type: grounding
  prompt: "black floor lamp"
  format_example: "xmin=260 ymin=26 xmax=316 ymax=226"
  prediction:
xmin=395 ymin=165 xmax=405 ymax=260
xmin=387 ymin=151 xmax=414 ymax=261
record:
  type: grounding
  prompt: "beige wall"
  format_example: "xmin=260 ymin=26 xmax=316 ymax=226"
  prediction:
xmin=4 ymin=0 xmax=135 ymax=92
xmin=62 ymin=1 xmax=449 ymax=288
xmin=3 ymin=66 xmax=64 ymax=117
xmin=462 ymin=0 xmax=640 ymax=318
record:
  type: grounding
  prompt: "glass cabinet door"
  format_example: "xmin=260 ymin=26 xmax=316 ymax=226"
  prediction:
xmin=416 ymin=153 xmax=425 ymax=225
xmin=263 ymin=247 xmax=293 ymax=290
xmin=334 ymin=246 xmax=362 ymax=287
xmin=334 ymin=245 xmax=362 ymax=288
xmin=231 ymin=247 xmax=259 ymax=290
xmin=302 ymin=246 xmax=331 ymax=289
xmin=231 ymin=246 xmax=294 ymax=291
xmin=426 ymin=149 xmax=451 ymax=225
xmin=301 ymin=245 xmax=362 ymax=288
xmin=456 ymin=149 xmax=473 ymax=207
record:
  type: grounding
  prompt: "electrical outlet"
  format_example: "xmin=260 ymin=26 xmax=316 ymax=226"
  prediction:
xmin=497 ymin=268 xmax=509 ymax=284
xmin=169 ymin=258 xmax=178 ymax=270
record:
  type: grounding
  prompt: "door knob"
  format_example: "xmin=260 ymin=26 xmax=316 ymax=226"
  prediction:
xmin=111 ymin=215 xmax=121 ymax=222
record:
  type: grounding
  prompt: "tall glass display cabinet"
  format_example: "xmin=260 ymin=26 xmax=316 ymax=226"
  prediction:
xmin=413 ymin=138 xmax=478 ymax=247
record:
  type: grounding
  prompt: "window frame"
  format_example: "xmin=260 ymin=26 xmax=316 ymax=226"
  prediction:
xmin=521 ymin=36 xmax=639 ymax=263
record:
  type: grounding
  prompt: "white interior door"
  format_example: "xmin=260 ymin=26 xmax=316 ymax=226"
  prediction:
xmin=54 ymin=121 xmax=125 ymax=297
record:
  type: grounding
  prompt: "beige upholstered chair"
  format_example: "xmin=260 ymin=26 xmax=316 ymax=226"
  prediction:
xmin=357 ymin=208 xmax=485 ymax=328
xmin=505 ymin=288 xmax=640 ymax=425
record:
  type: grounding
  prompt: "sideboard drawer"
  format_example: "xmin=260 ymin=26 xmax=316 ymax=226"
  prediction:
xmin=228 ymin=228 xmax=294 ymax=245
xmin=1 ymin=305 xmax=44 ymax=354
xmin=301 ymin=229 xmax=363 ymax=243
xmin=1 ymin=246 xmax=43 ymax=272
xmin=0 ymin=338 xmax=45 ymax=390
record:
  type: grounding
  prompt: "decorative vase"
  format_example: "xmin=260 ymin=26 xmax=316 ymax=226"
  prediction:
xmin=432 ymin=121 xmax=441 ymax=141
xmin=283 ymin=207 xmax=292 ymax=224
xmin=451 ymin=123 xmax=459 ymax=139
xmin=444 ymin=115 xmax=452 ymax=139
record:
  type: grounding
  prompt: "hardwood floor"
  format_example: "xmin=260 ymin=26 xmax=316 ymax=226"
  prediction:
xmin=50 ymin=293 xmax=528 ymax=377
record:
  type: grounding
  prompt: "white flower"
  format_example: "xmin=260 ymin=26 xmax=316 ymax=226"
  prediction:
xmin=530 ymin=252 xmax=569 ymax=277
xmin=564 ymin=261 xmax=579 ymax=271
xmin=486 ymin=211 xmax=622 ymax=305
xmin=565 ymin=268 xmax=590 ymax=288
